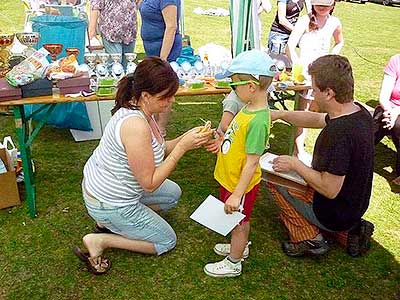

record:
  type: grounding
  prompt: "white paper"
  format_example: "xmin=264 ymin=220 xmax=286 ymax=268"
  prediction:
xmin=259 ymin=152 xmax=307 ymax=186
xmin=190 ymin=195 xmax=245 ymax=236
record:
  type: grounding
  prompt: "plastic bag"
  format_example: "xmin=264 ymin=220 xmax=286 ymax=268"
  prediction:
xmin=6 ymin=48 xmax=50 ymax=87
xmin=0 ymin=136 xmax=18 ymax=171
xmin=25 ymin=102 xmax=93 ymax=131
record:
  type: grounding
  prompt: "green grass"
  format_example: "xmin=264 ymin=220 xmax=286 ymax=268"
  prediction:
xmin=1 ymin=1 xmax=400 ymax=299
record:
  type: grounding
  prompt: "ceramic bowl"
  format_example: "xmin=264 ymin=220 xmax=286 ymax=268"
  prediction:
xmin=16 ymin=32 xmax=40 ymax=47
xmin=0 ymin=34 xmax=15 ymax=48
xmin=125 ymin=53 xmax=137 ymax=62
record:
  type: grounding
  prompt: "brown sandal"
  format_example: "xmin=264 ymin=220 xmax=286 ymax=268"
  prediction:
xmin=72 ymin=246 xmax=112 ymax=275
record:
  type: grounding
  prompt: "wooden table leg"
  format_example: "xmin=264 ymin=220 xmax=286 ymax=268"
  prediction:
xmin=288 ymin=91 xmax=301 ymax=155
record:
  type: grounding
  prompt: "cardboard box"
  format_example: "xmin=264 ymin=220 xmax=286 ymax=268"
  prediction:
xmin=0 ymin=148 xmax=21 ymax=209
xmin=56 ymin=72 xmax=90 ymax=95
xmin=0 ymin=78 xmax=22 ymax=102
xmin=21 ymin=78 xmax=53 ymax=98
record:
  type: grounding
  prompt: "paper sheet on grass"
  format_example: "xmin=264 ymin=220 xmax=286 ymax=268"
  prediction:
xmin=190 ymin=195 xmax=245 ymax=236
xmin=260 ymin=152 xmax=307 ymax=186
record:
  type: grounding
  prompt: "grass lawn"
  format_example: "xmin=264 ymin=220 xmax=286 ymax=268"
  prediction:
xmin=0 ymin=1 xmax=399 ymax=299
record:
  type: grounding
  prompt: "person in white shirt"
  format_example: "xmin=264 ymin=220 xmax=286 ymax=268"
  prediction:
xmin=286 ymin=0 xmax=343 ymax=160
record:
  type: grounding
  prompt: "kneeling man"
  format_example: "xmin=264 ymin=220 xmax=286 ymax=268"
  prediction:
xmin=269 ymin=55 xmax=374 ymax=257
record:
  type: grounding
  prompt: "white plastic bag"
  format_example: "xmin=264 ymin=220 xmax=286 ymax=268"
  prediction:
xmin=6 ymin=47 xmax=50 ymax=87
xmin=0 ymin=136 xmax=18 ymax=171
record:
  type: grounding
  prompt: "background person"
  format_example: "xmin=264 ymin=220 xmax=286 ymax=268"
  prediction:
xmin=267 ymin=0 xmax=310 ymax=54
xmin=286 ymin=0 xmax=343 ymax=161
xmin=138 ymin=0 xmax=182 ymax=137
xmin=88 ymin=0 xmax=137 ymax=68
xmin=257 ymin=0 xmax=272 ymax=45
xmin=73 ymin=57 xmax=211 ymax=275
xmin=373 ymin=54 xmax=400 ymax=185
xmin=138 ymin=0 xmax=182 ymax=62
xmin=268 ymin=55 xmax=374 ymax=257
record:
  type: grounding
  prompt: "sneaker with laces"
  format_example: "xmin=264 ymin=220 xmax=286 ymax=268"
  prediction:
xmin=213 ymin=241 xmax=251 ymax=259
xmin=282 ymin=239 xmax=329 ymax=257
xmin=204 ymin=257 xmax=242 ymax=278
xmin=347 ymin=219 xmax=374 ymax=257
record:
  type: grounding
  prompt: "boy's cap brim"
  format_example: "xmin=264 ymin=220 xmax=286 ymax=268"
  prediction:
xmin=220 ymin=50 xmax=278 ymax=80
xmin=216 ymin=70 xmax=234 ymax=79
xmin=311 ymin=0 xmax=335 ymax=5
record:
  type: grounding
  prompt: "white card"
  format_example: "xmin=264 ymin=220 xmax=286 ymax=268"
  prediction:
xmin=190 ymin=195 xmax=246 ymax=236
xmin=259 ymin=152 xmax=307 ymax=186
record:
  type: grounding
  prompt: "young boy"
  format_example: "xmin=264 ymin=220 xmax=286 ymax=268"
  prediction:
xmin=204 ymin=50 xmax=277 ymax=277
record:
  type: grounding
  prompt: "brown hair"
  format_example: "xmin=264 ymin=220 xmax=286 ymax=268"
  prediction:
xmin=236 ymin=74 xmax=273 ymax=90
xmin=308 ymin=4 xmax=335 ymax=31
xmin=111 ymin=57 xmax=179 ymax=115
xmin=308 ymin=55 xmax=354 ymax=104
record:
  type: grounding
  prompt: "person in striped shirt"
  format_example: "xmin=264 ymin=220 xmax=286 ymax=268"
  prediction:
xmin=73 ymin=57 xmax=212 ymax=275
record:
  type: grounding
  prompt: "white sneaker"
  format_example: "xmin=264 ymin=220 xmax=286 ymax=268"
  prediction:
xmin=213 ymin=241 xmax=251 ymax=259
xmin=204 ymin=257 xmax=242 ymax=278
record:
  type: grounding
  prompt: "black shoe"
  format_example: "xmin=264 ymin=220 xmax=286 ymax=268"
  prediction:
xmin=347 ymin=219 xmax=374 ymax=257
xmin=282 ymin=239 xmax=329 ymax=257
xmin=93 ymin=224 xmax=113 ymax=234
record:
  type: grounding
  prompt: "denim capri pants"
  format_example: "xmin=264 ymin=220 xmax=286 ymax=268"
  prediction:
xmin=83 ymin=179 xmax=182 ymax=255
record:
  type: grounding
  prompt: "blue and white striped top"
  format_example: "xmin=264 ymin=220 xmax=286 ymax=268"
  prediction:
xmin=83 ymin=108 xmax=165 ymax=206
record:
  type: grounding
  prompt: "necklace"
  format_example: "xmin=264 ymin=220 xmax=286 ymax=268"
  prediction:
xmin=139 ymin=107 xmax=163 ymax=143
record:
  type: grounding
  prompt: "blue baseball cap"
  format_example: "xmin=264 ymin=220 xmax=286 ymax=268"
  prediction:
xmin=219 ymin=49 xmax=278 ymax=80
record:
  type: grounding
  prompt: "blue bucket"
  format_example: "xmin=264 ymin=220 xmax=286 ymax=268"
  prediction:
xmin=31 ymin=15 xmax=87 ymax=64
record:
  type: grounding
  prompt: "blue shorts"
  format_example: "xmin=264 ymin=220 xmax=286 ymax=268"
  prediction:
xmin=267 ymin=31 xmax=290 ymax=55
xmin=83 ymin=179 xmax=181 ymax=255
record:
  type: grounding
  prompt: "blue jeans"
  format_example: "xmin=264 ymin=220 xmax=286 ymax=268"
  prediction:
xmin=102 ymin=36 xmax=136 ymax=69
xmin=83 ymin=179 xmax=182 ymax=255
xmin=267 ymin=31 xmax=290 ymax=55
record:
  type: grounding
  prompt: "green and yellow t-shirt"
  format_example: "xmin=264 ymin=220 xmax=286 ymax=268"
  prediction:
xmin=214 ymin=106 xmax=271 ymax=193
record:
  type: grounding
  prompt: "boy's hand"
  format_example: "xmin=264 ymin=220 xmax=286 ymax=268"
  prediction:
xmin=204 ymin=129 xmax=224 ymax=154
xmin=224 ymin=194 xmax=241 ymax=214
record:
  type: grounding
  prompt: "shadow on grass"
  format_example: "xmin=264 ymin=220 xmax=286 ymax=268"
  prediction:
xmin=374 ymin=143 xmax=400 ymax=193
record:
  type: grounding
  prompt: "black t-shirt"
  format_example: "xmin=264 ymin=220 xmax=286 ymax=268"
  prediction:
xmin=270 ymin=0 xmax=306 ymax=35
xmin=312 ymin=104 xmax=374 ymax=231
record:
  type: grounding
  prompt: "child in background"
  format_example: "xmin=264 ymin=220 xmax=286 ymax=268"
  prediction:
xmin=218 ymin=90 xmax=246 ymax=134
xmin=218 ymin=85 xmax=275 ymax=134
xmin=204 ymin=50 xmax=277 ymax=277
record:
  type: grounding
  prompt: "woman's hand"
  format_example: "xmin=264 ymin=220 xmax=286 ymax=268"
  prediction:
xmin=224 ymin=194 xmax=241 ymax=214
xmin=177 ymin=127 xmax=213 ymax=151
xmin=382 ymin=107 xmax=400 ymax=130
xmin=204 ymin=129 xmax=223 ymax=154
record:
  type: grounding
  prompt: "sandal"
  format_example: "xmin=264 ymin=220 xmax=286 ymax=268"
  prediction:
xmin=72 ymin=246 xmax=112 ymax=275
xmin=392 ymin=176 xmax=400 ymax=186
xmin=93 ymin=224 xmax=113 ymax=234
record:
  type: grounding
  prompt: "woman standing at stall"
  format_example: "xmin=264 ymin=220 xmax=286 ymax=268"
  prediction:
xmin=138 ymin=0 xmax=182 ymax=62
xmin=73 ymin=57 xmax=211 ymax=275
xmin=267 ymin=0 xmax=310 ymax=54
xmin=286 ymin=0 xmax=343 ymax=160
xmin=88 ymin=0 xmax=137 ymax=67
xmin=138 ymin=0 xmax=182 ymax=136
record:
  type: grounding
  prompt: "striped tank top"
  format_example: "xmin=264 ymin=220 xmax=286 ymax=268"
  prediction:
xmin=83 ymin=108 xmax=165 ymax=206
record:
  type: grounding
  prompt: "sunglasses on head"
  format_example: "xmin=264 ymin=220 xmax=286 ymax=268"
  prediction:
xmin=229 ymin=80 xmax=260 ymax=90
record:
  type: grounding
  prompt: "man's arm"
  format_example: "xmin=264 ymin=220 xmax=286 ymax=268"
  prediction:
xmin=272 ymin=156 xmax=345 ymax=199
xmin=271 ymin=109 xmax=327 ymax=128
